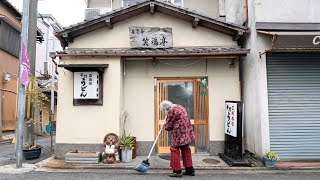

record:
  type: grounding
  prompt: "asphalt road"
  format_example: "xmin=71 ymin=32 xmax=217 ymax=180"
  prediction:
xmin=0 ymin=136 xmax=55 ymax=166
xmin=1 ymin=170 xmax=320 ymax=180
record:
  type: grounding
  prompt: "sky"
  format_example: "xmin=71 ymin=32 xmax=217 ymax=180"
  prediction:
xmin=7 ymin=0 xmax=88 ymax=27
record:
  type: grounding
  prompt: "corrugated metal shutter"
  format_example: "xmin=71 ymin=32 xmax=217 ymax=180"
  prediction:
xmin=267 ymin=53 xmax=320 ymax=160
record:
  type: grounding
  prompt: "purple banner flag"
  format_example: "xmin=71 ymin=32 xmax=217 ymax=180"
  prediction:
xmin=20 ymin=43 xmax=30 ymax=86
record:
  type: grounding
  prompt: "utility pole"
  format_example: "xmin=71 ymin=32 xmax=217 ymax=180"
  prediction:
xmin=49 ymin=52 xmax=56 ymax=152
xmin=24 ymin=0 xmax=38 ymax=145
xmin=16 ymin=0 xmax=31 ymax=168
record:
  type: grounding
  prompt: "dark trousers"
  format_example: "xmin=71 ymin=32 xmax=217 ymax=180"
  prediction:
xmin=170 ymin=144 xmax=193 ymax=171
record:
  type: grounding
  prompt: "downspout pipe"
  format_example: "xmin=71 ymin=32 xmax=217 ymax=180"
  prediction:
xmin=0 ymin=74 xmax=4 ymax=141
xmin=243 ymin=0 xmax=248 ymax=26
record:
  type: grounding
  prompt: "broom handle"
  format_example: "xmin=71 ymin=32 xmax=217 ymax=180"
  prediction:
xmin=147 ymin=116 xmax=166 ymax=159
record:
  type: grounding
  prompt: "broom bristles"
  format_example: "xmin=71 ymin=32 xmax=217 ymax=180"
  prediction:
xmin=134 ymin=160 xmax=150 ymax=173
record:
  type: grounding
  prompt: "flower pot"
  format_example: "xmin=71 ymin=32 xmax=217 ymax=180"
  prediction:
xmin=264 ymin=157 xmax=276 ymax=168
xmin=121 ymin=149 xmax=132 ymax=163
xmin=23 ymin=146 xmax=42 ymax=160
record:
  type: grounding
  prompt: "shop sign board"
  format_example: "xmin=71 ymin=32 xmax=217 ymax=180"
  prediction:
xmin=313 ymin=36 xmax=320 ymax=45
xmin=225 ymin=102 xmax=238 ymax=137
xmin=74 ymin=72 xmax=99 ymax=99
xmin=129 ymin=26 xmax=173 ymax=49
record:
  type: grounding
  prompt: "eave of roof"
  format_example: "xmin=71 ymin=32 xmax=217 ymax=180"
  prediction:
xmin=55 ymin=0 xmax=248 ymax=47
xmin=56 ymin=47 xmax=249 ymax=57
xmin=2 ymin=0 xmax=22 ymax=18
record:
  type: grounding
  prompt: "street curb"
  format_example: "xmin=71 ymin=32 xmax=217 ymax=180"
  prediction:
xmin=36 ymin=156 xmax=320 ymax=172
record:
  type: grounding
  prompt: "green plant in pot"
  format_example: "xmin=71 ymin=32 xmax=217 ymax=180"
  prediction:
xmin=119 ymin=132 xmax=133 ymax=163
xmin=264 ymin=151 xmax=279 ymax=168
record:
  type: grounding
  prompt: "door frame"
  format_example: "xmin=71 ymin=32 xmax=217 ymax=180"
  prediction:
xmin=154 ymin=77 xmax=209 ymax=154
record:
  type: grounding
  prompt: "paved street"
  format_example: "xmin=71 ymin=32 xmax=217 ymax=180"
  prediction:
xmin=1 ymin=137 xmax=320 ymax=179
xmin=1 ymin=170 xmax=320 ymax=180
xmin=0 ymin=136 xmax=55 ymax=166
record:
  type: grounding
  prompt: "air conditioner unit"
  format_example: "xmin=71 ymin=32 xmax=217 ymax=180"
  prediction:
xmin=85 ymin=8 xmax=112 ymax=20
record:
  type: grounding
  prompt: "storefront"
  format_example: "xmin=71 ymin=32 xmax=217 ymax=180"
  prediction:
xmin=54 ymin=1 xmax=248 ymax=158
xmin=257 ymin=30 xmax=320 ymax=160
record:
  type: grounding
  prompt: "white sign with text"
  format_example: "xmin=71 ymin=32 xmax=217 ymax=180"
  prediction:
xmin=74 ymin=72 xmax=99 ymax=99
xmin=225 ymin=102 xmax=238 ymax=137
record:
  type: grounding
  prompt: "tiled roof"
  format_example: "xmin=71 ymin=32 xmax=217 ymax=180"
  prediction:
xmin=56 ymin=47 xmax=249 ymax=57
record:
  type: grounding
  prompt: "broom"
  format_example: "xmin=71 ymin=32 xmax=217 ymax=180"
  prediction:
xmin=134 ymin=118 xmax=166 ymax=173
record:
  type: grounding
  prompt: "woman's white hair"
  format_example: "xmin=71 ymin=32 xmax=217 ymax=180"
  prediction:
xmin=160 ymin=100 xmax=173 ymax=113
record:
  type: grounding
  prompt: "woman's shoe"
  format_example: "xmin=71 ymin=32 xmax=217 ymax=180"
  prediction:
xmin=168 ymin=172 xmax=183 ymax=178
xmin=182 ymin=171 xmax=195 ymax=176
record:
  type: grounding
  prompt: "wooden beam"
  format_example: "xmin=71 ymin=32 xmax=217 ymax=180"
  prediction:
xmin=233 ymin=32 xmax=244 ymax=41
xmin=192 ymin=17 xmax=200 ymax=28
xmin=105 ymin=18 xmax=113 ymax=29
xmin=62 ymin=33 xmax=73 ymax=43
xmin=150 ymin=3 xmax=155 ymax=14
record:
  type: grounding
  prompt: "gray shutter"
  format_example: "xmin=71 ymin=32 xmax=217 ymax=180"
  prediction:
xmin=267 ymin=53 xmax=320 ymax=160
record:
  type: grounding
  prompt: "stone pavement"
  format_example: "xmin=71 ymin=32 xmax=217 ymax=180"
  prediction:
xmin=36 ymin=153 xmax=320 ymax=171
xmin=37 ymin=154 xmax=268 ymax=171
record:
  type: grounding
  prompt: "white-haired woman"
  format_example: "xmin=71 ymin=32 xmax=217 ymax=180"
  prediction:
xmin=160 ymin=100 xmax=195 ymax=178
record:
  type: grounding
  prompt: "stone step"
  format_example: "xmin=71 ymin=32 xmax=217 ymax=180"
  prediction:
xmin=66 ymin=151 xmax=101 ymax=158
xmin=65 ymin=157 xmax=101 ymax=161
xmin=65 ymin=160 xmax=100 ymax=164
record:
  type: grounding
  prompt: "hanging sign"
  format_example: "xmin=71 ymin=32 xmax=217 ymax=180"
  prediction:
xmin=200 ymin=78 xmax=207 ymax=96
xmin=129 ymin=26 xmax=173 ymax=49
xmin=74 ymin=72 xmax=99 ymax=99
xmin=225 ymin=102 xmax=237 ymax=137
xmin=20 ymin=43 xmax=30 ymax=86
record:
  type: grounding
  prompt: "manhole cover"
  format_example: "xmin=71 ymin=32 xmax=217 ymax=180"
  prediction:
xmin=159 ymin=155 xmax=182 ymax=161
xmin=202 ymin=158 xmax=220 ymax=164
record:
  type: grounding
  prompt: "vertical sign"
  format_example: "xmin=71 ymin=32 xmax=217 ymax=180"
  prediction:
xmin=20 ymin=43 xmax=30 ymax=86
xmin=200 ymin=78 xmax=207 ymax=96
xmin=225 ymin=102 xmax=237 ymax=137
xmin=74 ymin=72 xmax=99 ymax=99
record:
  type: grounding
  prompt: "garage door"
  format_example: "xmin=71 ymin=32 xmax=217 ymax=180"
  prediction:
xmin=267 ymin=53 xmax=320 ymax=160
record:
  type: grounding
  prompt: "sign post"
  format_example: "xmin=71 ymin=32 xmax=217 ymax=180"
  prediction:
xmin=219 ymin=101 xmax=251 ymax=166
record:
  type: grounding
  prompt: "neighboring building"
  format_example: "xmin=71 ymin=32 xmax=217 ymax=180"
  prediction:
xmin=236 ymin=0 xmax=320 ymax=160
xmin=36 ymin=14 xmax=62 ymax=134
xmin=85 ymin=0 xmax=230 ymax=22
xmin=0 ymin=0 xmax=57 ymax=138
xmin=36 ymin=14 xmax=62 ymax=77
xmin=54 ymin=0 xmax=248 ymax=158
xmin=0 ymin=0 xmax=22 ymax=136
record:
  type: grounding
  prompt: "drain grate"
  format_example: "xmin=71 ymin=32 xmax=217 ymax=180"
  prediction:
xmin=202 ymin=158 xmax=220 ymax=164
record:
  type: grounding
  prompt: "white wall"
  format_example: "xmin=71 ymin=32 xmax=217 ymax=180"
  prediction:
xmin=123 ymin=58 xmax=240 ymax=142
xmin=225 ymin=0 xmax=244 ymax=25
xmin=56 ymin=57 xmax=122 ymax=144
xmin=70 ymin=13 xmax=235 ymax=49
xmin=241 ymin=0 xmax=272 ymax=159
xmin=255 ymin=0 xmax=320 ymax=23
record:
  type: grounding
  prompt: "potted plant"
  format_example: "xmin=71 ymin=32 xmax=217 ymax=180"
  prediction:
xmin=119 ymin=111 xmax=137 ymax=161
xmin=264 ymin=151 xmax=279 ymax=168
xmin=119 ymin=132 xmax=133 ymax=163
xmin=23 ymin=76 xmax=49 ymax=160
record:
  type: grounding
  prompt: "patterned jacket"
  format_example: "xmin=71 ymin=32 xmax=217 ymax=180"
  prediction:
xmin=163 ymin=104 xmax=195 ymax=147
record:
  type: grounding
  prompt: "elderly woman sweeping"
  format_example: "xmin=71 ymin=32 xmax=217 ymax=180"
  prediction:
xmin=160 ymin=100 xmax=195 ymax=178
